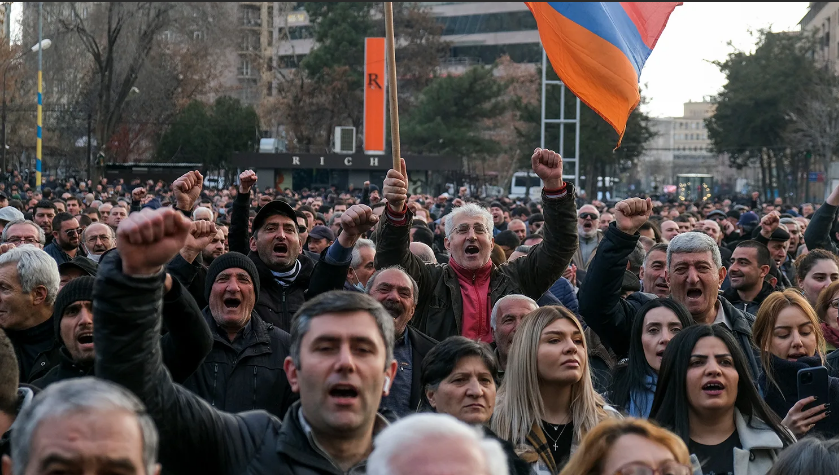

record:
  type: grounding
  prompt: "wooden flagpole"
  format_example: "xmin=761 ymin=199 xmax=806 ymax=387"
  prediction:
xmin=384 ymin=2 xmax=400 ymax=169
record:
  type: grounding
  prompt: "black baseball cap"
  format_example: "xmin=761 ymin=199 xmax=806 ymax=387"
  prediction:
xmin=251 ymin=199 xmax=297 ymax=235
xmin=58 ymin=255 xmax=99 ymax=277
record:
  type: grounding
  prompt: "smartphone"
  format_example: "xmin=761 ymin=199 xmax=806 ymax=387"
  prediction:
xmin=798 ymin=366 xmax=829 ymax=411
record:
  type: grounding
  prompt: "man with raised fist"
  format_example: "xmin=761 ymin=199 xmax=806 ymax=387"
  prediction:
xmin=375 ymin=148 xmax=578 ymax=342
xmin=94 ymin=207 xmax=398 ymax=474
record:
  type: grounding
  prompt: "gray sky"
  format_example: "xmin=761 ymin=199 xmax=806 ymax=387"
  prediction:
xmin=640 ymin=2 xmax=810 ymax=118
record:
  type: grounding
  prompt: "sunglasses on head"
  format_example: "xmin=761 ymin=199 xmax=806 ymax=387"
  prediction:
xmin=579 ymin=212 xmax=598 ymax=220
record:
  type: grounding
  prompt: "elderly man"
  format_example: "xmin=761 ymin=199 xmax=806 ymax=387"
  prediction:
xmin=346 ymin=238 xmax=376 ymax=292
xmin=94 ymin=207 xmax=400 ymax=474
xmin=1 ymin=378 xmax=161 ymax=475
xmin=0 ymin=247 xmax=60 ymax=383
xmin=43 ymin=213 xmax=81 ymax=265
xmin=376 ymin=149 xmax=576 ymax=342
xmin=573 ymin=204 xmax=602 ymax=271
xmin=490 ymin=294 xmax=538 ymax=374
xmin=193 ymin=206 xmax=214 ymax=222
xmin=367 ymin=413 xmax=507 ymax=475
xmin=0 ymin=207 xmax=23 ymax=234
xmin=181 ymin=252 xmax=297 ymax=419
xmin=2 ymin=220 xmax=45 ymax=249
xmin=579 ymin=198 xmax=760 ymax=378
xmin=81 ymin=222 xmax=115 ymax=262
xmin=365 ymin=266 xmax=437 ymax=418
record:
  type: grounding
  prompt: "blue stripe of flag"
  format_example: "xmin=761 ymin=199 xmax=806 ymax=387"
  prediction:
xmin=37 ymin=127 xmax=41 ymax=139
xmin=37 ymin=92 xmax=41 ymax=105
xmin=546 ymin=2 xmax=651 ymax=77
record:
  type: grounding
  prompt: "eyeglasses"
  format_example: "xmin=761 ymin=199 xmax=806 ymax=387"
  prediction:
xmin=6 ymin=237 xmax=40 ymax=245
xmin=613 ymin=460 xmax=693 ymax=475
xmin=64 ymin=228 xmax=83 ymax=237
xmin=579 ymin=212 xmax=598 ymax=220
xmin=450 ymin=223 xmax=488 ymax=236
xmin=830 ymin=298 xmax=839 ymax=309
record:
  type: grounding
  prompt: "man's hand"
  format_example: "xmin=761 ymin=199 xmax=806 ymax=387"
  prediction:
xmin=453 ymin=198 xmax=464 ymax=208
xmin=531 ymin=148 xmax=564 ymax=190
xmin=614 ymin=197 xmax=652 ymax=235
xmin=180 ymin=220 xmax=218 ymax=264
xmin=563 ymin=263 xmax=577 ymax=287
xmin=338 ymin=205 xmax=379 ymax=248
xmin=383 ymin=158 xmax=408 ymax=214
xmin=132 ymin=187 xmax=147 ymax=202
xmin=0 ymin=243 xmax=15 ymax=255
xmin=239 ymin=170 xmax=257 ymax=195
xmin=759 ymin=211 xmax=780 ymax=239
xmin=117 ymin=208 xmax=192 ymax=276
xmin=173 ymin=170 xmax=203 ymax=211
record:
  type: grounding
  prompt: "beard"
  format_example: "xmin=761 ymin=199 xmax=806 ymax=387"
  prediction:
xmin=578 ymin=224 xmax=598 ymax=239
xmin=381 ymin=299 xmax=405 ymax=320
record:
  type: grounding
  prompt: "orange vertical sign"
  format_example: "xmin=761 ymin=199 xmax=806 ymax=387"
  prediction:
xmin=364 ymin=37 xmax=386 ymax=155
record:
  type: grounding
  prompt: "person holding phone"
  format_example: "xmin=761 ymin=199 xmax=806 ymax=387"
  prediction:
xmin=752 ymin=289 xmax=839 ymax=438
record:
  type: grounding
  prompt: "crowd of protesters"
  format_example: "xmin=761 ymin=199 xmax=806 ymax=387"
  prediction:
xmin=1 ymin=148 xmax=839 ymax=474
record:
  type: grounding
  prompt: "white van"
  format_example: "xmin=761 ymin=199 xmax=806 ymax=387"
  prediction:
xmin=509 ymin=171 xmax=543 ymax=201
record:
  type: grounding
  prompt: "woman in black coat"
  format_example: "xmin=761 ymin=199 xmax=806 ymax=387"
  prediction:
xmin=753 ymin=290 xmax=839 ymax=438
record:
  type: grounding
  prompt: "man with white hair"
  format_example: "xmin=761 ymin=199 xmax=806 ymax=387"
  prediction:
xmin=579 ymin=198 xmax=761 ymax=378
xmin=193 ymin=206 xmax=214 ymax=222
xmin=0 ymin=247 xmax=61 ymax=383
xmin=377 ymin=149 xmax=577 ymax=342
xmin=1 ymin=378 xmax=160 ymax=475
xmin=573 ymin=204 xmax=602 ymax=271
xmin=409 ymin=241 xmax=437 ymax=264
xmin=367 ymin=413 xmax=508 ymax=475
xmin=345 ymin=238 xmax=376 ymax=292
xmin=490 ymin=294 xmax=537 ymax=374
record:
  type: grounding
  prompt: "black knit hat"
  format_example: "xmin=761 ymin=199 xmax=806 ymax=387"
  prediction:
xmin=204 ymin=252 xmax=260 ymax=302
xmin=53 ymin=276 xmax=95 ymax=339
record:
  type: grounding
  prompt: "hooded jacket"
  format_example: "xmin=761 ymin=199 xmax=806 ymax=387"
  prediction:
xmin=94 ymin=250 xmax=387 ymax=475
xmin=374 ymin=186 xmax=578 ymax=342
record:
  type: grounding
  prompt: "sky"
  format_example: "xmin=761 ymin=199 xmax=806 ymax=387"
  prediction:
xmin=639 ymin=2 xmax=811 ymax=118
xmin=9 ymin=2 xmax=811 ymax=119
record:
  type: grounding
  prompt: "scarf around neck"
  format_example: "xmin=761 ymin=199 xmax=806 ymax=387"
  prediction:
xmin=271 ymin=259 xmax=301 ymax=287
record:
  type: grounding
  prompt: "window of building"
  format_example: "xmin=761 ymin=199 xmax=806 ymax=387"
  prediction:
xmin=239 ymin=58 xmax=252 ymax=77
xmin=438 ymin=11 xmax=538 ymax=36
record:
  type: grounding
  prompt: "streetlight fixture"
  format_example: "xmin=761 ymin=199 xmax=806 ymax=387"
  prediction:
xmin=1 ymin=38 xmax=51 ymax=179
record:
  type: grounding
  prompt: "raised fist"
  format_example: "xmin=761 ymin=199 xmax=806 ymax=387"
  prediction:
xmin=132 ymin=187 xmax=147 ymax=201
xmin=383 ymin=158 xmax=408 ymax=214
xmin=173 ymin=170 xmax=203 ymax=211
xmin=0 ymin=243 xmax=16 ymax=255
xmin=185 ymin=220 xmax=218 ymax=252
xmin=531 ymin=148 xmax=564 ymax=190
xmin=117 ymin=207 xmax=192 ymax=276
xmin=759 ymin=211 xmax=780 ymax=239
xmin=239 ymin=170 xmax=257 ymax=195
xmin=615 ymin=197 xmax=653 ymax=235
xmin=338 ymin=205 xmax=379 ymax=248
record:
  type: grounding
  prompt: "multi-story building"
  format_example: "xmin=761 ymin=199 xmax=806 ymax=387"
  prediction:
xmin=800 ymin=2 xmax=839 ymax=74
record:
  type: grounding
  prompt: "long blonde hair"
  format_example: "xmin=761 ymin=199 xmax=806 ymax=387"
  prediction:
xmin=492 ymin=306 xmax=609 ymax=445
xmin=753 ymin=289 xmax=826 ymax=390
xmin=559 ymin=418 xmax=691 ymax=475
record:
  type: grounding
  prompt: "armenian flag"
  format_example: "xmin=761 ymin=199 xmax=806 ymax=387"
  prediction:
xmin=526 ymin=2 xmax=682 ymax=145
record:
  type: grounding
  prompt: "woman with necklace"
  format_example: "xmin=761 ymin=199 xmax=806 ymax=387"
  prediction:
xmin=492 ymin=306 xmax=620 ymax=474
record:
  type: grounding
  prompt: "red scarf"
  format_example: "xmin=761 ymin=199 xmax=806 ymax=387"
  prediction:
xmin=822 ymin=323 xmax=839 ymax=349
xmin=450 ymin=258 xmax=493 ymax=343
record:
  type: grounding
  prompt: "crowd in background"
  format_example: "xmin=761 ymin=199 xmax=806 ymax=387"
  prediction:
xmin=0 ymin=148 xmax=839 ymax=475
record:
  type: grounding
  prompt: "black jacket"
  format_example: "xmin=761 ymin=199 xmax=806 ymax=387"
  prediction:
xmin=374 ymin=186 xmax=578 ymax=341
xmin=722 ymin=282 xmax=775 ymax=316
xmin=759 ymin=355 xmax=839 ymax=438
xmin=6 ymin=317 xmax=60 ymax=383
xmin=182 ymin=308 xmax=298 ymax=420
xmin=804 ymin=202 xmax=839 ymax=255
xmin=579 ymin=223 xmax=762 ymax=378
xmin=405 ymin=327 xmax=438 ymax=412
xmin=166 ymin=252 xmax=209 ymax=309
xmin=32 ymin=277 xmax=212 ymax=389
xmin=229 ymin=192 xmax=345 ymax=332
xmin=94 ymin=250 xmax=383 ymax=474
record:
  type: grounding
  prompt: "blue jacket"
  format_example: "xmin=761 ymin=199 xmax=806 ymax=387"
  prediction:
xmin=548 ymin=277 xmax=580 ymax=316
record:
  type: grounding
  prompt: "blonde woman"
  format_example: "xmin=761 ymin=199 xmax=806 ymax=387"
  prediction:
xmin=752 ymin=290 xmax=839 ymax=438
xmin=560 ymin=418 xmax=692 ymax=475
xmin=492 ymin=306 xmax=620 ymax=474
